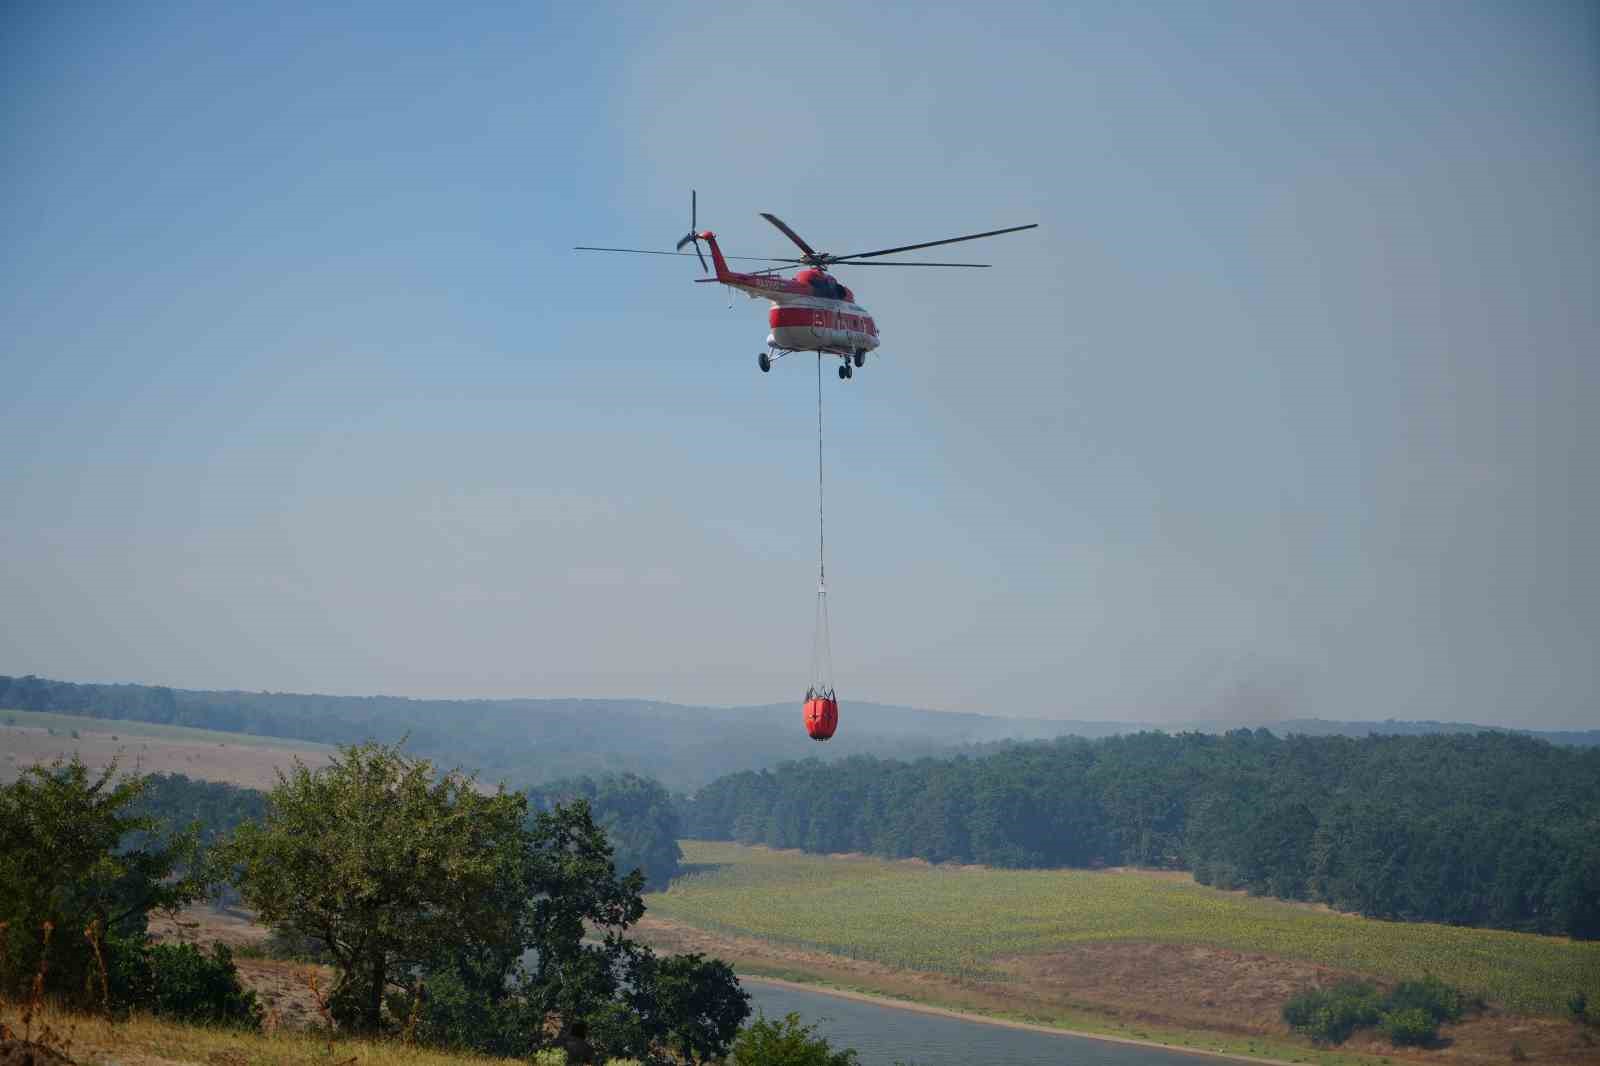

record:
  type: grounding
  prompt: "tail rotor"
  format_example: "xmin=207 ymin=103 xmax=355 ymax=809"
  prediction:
xmin=674 ymin=189 xmax=709 ymax=274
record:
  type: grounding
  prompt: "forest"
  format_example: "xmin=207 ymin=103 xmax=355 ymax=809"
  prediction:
xmin=682 ymin=730 xmax=1600 ymax=939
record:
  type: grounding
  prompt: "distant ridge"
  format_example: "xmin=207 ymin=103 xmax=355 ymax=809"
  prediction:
xmin=3 ymin=674 xmax=1594 ymax=791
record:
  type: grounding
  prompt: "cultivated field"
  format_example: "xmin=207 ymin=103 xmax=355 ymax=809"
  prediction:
xmin=646 ymin=842 xmax=1600 ymax=1021
xmin=0 ymin=709 xmax=333 ymax=788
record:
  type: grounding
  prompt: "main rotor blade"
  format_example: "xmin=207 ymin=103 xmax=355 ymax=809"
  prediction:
xmin=827 ymin=223 xmax=1038 ymax=262
xmin=574 ymin=246 xmax=802 ymax=263
xmin=760 ymin=213 xmax=819 ymax=258
xmin=830 ymin=260 xmax=991 ymax=267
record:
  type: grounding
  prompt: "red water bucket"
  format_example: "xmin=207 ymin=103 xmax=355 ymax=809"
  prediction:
xmin=803 ymin=696 xmax=838 ymax=741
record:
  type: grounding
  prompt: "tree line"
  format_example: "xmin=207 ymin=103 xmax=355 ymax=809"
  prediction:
xmin=681 ymin=730 xmax=1600 ymax=939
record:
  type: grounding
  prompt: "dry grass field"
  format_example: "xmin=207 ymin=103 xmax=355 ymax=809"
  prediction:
xmin=0 ymin=710 xmax=333 ymax=789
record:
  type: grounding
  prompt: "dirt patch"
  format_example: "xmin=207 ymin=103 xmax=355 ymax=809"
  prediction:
xmin=148 ymin=907 xmax=268 ymax=952
xmin=235 ymin=958 xmax=331 ymax=1032
xmin=1000 ymin=943 xmax=1354 ymax=1034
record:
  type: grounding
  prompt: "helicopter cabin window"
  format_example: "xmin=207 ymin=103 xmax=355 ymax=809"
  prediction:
xmin=809 ymin=274 xmax=847 ymax=301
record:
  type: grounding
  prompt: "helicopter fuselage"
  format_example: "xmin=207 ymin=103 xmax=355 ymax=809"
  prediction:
xmin=699 ymin=233 xmax=880 ymax=360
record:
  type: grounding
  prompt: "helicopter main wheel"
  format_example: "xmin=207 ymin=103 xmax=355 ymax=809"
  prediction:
xmin=838 ymin=363 xmax=852 ymax=380
xmin=853 ymin=351 xmax=865 ymax=368
xmin=759 ymin=352 xmax=771 ymax=373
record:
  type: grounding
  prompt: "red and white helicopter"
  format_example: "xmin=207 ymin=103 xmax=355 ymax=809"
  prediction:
xmin=577 ymin=193 xmax=1037 ymax=379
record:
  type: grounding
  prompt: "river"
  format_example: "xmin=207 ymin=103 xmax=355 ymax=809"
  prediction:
xmin=743 ymin=978 xmax=1227 ymax=1066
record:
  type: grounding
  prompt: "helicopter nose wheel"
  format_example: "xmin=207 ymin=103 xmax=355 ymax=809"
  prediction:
xmin=759 ymin=352 xmax=771 ymax=373
xmin=853 ymin=350 xmax=865 ymax=368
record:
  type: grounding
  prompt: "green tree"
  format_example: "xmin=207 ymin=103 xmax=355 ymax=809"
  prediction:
xmin=729 ymin=1012 xmax=859 ymax=1066
xmin=631 ymin=952 xmax=747 ymax=1064
xmin=526 ymin=774 xmax=684 ymax=890
xmin=220 ymin=742 xmax=532 ymax=1034
xmin=0 ymin=755 xmax=203 ymax=1008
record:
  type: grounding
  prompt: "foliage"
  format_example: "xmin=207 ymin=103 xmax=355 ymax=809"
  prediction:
xmin=729 ymin=1011 xmax=860 ymax=1066
xmin=127 ymin=773 xmax=268 ymax=855
xmin=219 ymin=746 xmax=748 ymax=1055
xmin=630 ymin=952 xmax=748 ymax=1064
xmin=1283 ymin=977 xmax=1469 ymax=1046
xmin=408 ymin=967 xmax=523 ymax=1054
xmin=220 ymin=742 xmax=533 ymax=1034
xmin=651 ymin=841 xmax=1600 ymax=1015
xmin=114 ymin=941 xmax=262 ymax=1028
xmin=1386 ymin=975 xmax=1467 ymax=1024
xmin=0 ymin=755 xmax=204 ymax=1008
xmin=526 ymin=774 xmax=683 ymax=890
xmin=1381 ymin=1007 xmax=1437 ymax=1046
xmin=683 ymin=731 xmax=1600 ymax=938
xmin=1282 ymin=982 xmax=1383 ymax=1045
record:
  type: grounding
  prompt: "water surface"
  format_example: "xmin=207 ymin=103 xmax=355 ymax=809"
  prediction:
xmin=745 ymin=978 xmax=1226 ymax=1066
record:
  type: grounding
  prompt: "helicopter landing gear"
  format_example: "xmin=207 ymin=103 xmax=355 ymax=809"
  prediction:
xmin=838 ymin=362 xmax=852 ymax=380
xmin=759 ymin=352 xmax=771 ymax=373
xmin=853 ymin=350 xmax=865 ymax=368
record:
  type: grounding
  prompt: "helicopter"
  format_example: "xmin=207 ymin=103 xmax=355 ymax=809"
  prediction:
xmin=577 ymin=193 xmax=1037 ymax=379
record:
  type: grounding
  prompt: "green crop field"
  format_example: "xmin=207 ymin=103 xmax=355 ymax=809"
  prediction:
xmin=0 ymin=708 xmax=331 ymax=752
xmin=646 ymin=841 xmax=1600 ymax=1016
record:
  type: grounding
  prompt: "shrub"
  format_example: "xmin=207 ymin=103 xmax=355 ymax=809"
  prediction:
xmin=730 ymin=1012 xmax=860 ymax=1066
xmin=1388 ymin=975 xmax=1465 ymax=1024
xmin=1285 ymin=977 xmax=1474 ymax=1047
xmin=1283 ymin=981 xmax=1383 ymax=1045
xmin=410 ymin=968 xmax=525 ymax=1055
xmin=143 ymin=942 xmax=261 ymax=1028
xmin=1569 ymin=990 xmax=1588 ymax=1021
xmin=1383 ymin=1007 xmax=1438 ymax=1046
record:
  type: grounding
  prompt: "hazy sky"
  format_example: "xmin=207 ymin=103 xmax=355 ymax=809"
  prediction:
xmin=3 ymin=2 xmax=1596 ymax=728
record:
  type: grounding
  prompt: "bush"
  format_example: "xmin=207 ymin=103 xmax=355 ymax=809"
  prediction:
xmin=410 ymin=968 xmax=526 ymax=1054
xmin=115 ymin=941 xmax=261 ymax=1028
xmin=730 ymin=1012 xmax=860 ymax=1066
xmin=1383 ymin=1007 xmax=1438 ymax=1046
xmin=1282 ymin=981 xmax=1383 ymax=1045
xmin=1389 ymin=975 xmax=1465 ymax=1024
xmin=148 ymin=942 xmax=261 ymax=1028
xmin=1285 ymin=977 xmax=1473 ymax=1047
xmin=1569 ymin=990 xmax=1588 ymax=1021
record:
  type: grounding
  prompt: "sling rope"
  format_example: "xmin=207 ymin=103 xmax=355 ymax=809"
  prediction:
xmin=809 ymin=354 xmax=834 ymax=698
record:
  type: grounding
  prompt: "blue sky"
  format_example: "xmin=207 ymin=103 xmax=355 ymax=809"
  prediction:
xmin=2 ymin=1 xmax=1595 ymax=728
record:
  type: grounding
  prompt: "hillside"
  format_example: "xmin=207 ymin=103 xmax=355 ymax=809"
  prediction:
xmin=3 ymin=674 xmax=1595 ymax=792
xmin=0 ymin=709 xmax=333 ymax=788
xmin=636 ymin=842 xmax=1600 ymax=1066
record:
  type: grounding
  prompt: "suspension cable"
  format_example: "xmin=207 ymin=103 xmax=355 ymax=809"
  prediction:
xmin=816 ymin=353 xmax=825 ymax=593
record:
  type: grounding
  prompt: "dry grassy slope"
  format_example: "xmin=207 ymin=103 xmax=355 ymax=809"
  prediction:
xmin=0 ymin=1007 xmax=526 ymax=1066
xmin=0 ymin=713 xmax=333 ymax=789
